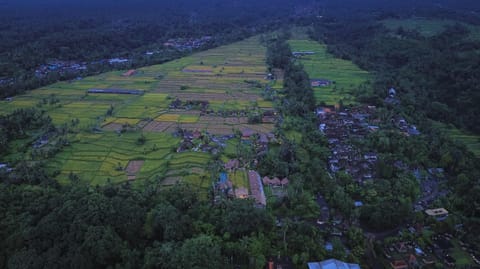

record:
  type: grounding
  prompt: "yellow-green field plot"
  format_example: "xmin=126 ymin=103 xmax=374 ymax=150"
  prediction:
xmin=382 ymin=18 xmax=480 ymax=40
xmin=48 ymin=132 xmax=179 ymax=185
xmin=287 ymin=39 xmax=370 ymax=106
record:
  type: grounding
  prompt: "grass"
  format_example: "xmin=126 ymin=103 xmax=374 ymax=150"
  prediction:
xmin=450 ymin=239 xmax=475 ymax=266
xmin=287 ymin=39 xmax=370 ymax=106
xmin=382 ymin=18 xmax=480 ymax=40
xmin=229 ymin=170 xmax=249 ymax=189
xmin=431 ymin=121 xmax=480 ymax=157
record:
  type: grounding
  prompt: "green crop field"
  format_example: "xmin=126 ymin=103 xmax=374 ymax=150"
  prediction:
xmin=287 ymin=39 xmax=370 ymax=106
xmin=1 ymin=35 xmax=277 ymax=188
xmin=229 ymin=170 xmax=249 ymax=189
xmin=431 ymin=121 xmax=480 ymax=157
xmin=382 ymin=18 xmax=480 ymax=40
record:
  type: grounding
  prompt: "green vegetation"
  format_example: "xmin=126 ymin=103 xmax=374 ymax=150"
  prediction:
xmin=431 ymin=121 xmax=480 ymax=157
xmin=287 ymin=39 xmax=370 ymax=105
xmin=49 ymin=132 xmax=179 ymax=185
xmin=383 ymin=18 xmax=480 ymax=40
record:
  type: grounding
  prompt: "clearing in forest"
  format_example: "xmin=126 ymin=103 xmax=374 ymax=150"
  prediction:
xmin=431 ymin=121 xmax=480 ymax=157
xmin=287 ymin=39 xmax=370 ymax=106
xmin=382 ymin=18 xmax=480 ymax=40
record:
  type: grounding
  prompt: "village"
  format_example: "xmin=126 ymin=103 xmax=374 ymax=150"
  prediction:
xmin=163 ymin=36 xmax=213 ymax=51
xmin=31 ymin=36 xmax=215 ymax=78
xmin=34 ymin=58 xmax=131 ymax=78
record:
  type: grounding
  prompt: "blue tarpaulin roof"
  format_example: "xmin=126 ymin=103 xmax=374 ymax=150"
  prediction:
xmin=219 ymin=172 xmax=228 ymax=183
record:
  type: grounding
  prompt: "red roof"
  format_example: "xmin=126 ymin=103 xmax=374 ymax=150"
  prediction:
xmin=390 ymin=260 xmax=408 ymax=269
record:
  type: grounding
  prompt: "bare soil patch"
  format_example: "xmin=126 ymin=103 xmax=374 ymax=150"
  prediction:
xmin=125 ymin=160 xmax=145 ymax=180
xmin=143 ymin=121 xmax=175 ymax=132
xmin=102 ymin=122 xmax=124 ymax=131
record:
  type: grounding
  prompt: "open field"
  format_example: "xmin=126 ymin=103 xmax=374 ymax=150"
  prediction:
xmin=287 ymin=39 xmax=370 ymax=106
xmin=1 ymin=36 xmax=276 ymax=187
xmin=382 ymin=18 xmax=480 ymax=40
xmin=431 ymin=121 xmax=480 ymax=157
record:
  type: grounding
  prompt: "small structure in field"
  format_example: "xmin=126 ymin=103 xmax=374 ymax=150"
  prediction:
xmin=311 ymin=79 xmax=332 ymax=87
xmin=292 ymin=51 xmax=316 ymax=57
xmin=87 ymin=88 xmax=144 ymax=95
xmin=122 ymin=69 xmax=136 ymax=77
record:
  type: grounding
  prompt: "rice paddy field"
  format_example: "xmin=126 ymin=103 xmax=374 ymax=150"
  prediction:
xmin=431 ymin=121 xmax=480 ymax=157
xmin=1 ymin=36 xmax=277 ymax=187
xmin=287 ymin=39 xmax=370 ymax=106
xmin=382 ymin=18 xmax=480 ymax=40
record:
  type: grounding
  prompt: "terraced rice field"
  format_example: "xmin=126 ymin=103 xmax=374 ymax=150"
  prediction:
xmin=1 ymin=36 xmax=276 ymax=187
xmin=431 ymin=121 xmax=480 ymax=157
xmin=287 ymin=39 xmax=370 ymax=106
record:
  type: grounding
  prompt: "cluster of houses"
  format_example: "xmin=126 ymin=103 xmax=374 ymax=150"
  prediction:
xmin=212 ymin=128 xmax=280 ymax=207
xmin=317 ymin=105 xmax=379 ymax=183
xmin=163 ymin=36 xmax=213 ymax=51
xmin=107 ymin=58 xmax=129 ymax=64
xmin=382 ymin=231 xmax=480 ymax=269
xmin=414 ymin=168 xmax=447 ymax=212
xmin=0 ymin=163 xmax=13 ymax=173
xmin=35 ymin=60 xmax=87 ymax=77
xmin=35 ymin=58 xmax=131 ymax=78
xmin=175 ymin=128 xmax=231 ymax=154
xmin=384 ymin=241 xmax=432 ymax=269
xmin=394 ymin=117 xmax=421 ymax=136
xmin=0 ymin=77 xmax=14 ymax=86
xmin=240 ymin=128 xmax=276 ymax=156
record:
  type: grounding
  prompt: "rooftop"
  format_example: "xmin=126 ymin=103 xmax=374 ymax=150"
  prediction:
xmin=425 ymin=208 xmax=449 ymax=216
xmin=308 ymin=259 xmax=361 ymax=269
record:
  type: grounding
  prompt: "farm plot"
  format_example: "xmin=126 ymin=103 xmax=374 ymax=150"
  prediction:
xmin=48 ymin=132 xmax=179 ymax=185
xmin=431 ymin=121 xmax=480 ymax=157
xmin=287 ymin=39 xmax=370 ymax=106
xmin=3 ymin=35 xmax=277 ymax=190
